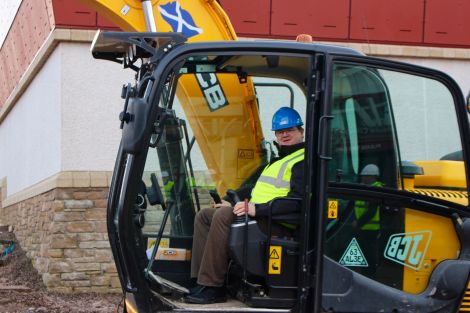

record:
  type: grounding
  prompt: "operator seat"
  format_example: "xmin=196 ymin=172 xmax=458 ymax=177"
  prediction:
xmin=227 ymin=208 xmax=300 ymax=308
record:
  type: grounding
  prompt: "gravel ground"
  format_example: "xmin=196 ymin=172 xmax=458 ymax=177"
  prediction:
xmin=0 ymin=230 xmax=123 ymax=313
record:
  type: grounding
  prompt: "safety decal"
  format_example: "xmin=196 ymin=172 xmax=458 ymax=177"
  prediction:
xmin=268 ymin=246 xmax=282 ymax=275
xmin=384 ymin=231 xmax=432 ymax=270
xmin=158 ymin=2 xmax=203 ymax=38
xmin=339 ymin=238 xmax=368 ymax=267
xmin=327 ymin=200 xmax=338 ymax=219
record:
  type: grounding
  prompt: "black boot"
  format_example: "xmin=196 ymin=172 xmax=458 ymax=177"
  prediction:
xmin=184 ymin=286 xmax=227 ymax=304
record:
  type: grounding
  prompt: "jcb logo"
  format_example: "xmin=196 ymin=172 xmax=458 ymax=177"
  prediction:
xmin=195 ymin=73 xmax=228 ymax=111
xmin=384 ymin=231 xmax=432 ymax=270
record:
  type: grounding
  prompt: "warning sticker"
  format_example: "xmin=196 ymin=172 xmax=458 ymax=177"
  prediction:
xmin=268 ymin=246 xmax=282 ymax=275
xmin=339 ymin=238 xmax=368 ymax=267
xmin=328 ymin=200 xmax=338 ymax=219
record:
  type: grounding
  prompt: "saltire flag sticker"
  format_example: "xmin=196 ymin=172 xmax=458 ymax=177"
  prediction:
xmin=158 ymin=2 xmax=203 ymax=38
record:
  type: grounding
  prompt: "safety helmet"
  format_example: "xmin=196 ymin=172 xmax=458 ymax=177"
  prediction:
xmin=360 ymin=164 xmax=380 ymax=176
xmin=271 ymin=107 xmax=303 ymax=131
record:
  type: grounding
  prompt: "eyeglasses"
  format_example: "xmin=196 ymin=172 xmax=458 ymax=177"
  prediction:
xmin=274 ymin=127 xmax=297 ymax=136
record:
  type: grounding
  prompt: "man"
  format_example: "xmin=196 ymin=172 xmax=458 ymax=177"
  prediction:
xmin=353 ymin=164 xmax=384 ymax=277
xmin=185 ymin=107 xmax=305 ymax=304
xmin=353 ymin=164 xmax=383 ymax=231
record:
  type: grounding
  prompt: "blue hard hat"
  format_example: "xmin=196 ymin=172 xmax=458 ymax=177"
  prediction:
xmin=271 ymin=107 xmax=303 ymax=131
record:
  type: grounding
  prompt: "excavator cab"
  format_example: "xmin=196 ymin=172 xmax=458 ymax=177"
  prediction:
xmin=92 ymin=31 xmax=470 ymax=313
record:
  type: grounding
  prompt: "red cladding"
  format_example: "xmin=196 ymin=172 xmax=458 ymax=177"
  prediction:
xmin=350 ymin=0 xmax=424 ymax=43
xmin=425 ymin=0 xmax=470 ymax=45
xmin=271 ymin=0 xmax=349 ymax=39
xmin=219 ymin=0 xmax=270 ymax=36
xmin=52 ymin=0 xmax=96 ymax=27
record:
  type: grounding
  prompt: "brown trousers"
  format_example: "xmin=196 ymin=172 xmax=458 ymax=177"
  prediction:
xmin=191 ymin=206 xmax=235 ymax=287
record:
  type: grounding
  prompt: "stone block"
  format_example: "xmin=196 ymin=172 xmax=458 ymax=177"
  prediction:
xmin=95 ymin=221 xmax=107 ymax=233
xmin=94 ymin=249 xmax=113 ymax=262
xmin=100 ymin=264 xmax=117 ymax=276
xmin=66 ymin=221 xmax=95 ymax=233
xmin=53 ymin=189 xmax=74 ymax=200
xmin=74 ymin=262 xmax=100 ymax=272
xmin=63 ymin=280 xmax=91 ymax=287
xmin=56 ymin=172 xmax=73 ymax=188
xmin=51 ymin=200 xmax=65 ymax=212
xmin=78 ymin=233 xmax=104 ymax=241
xmin=90 ymin=172 xmax=108 ymax=187
xmin=64 ymin=200 xmax=94 ymax=211
xmin=50 ymin=221 xmax=66 ymax=233
xmin=72 ymin=172 xmax=91 ymax=188
xmin=49 ymin=261 xmax=73 ymax=273
xmin=91 ymin=274 xmax=111 ymax=286
xmin=64 ymin=248 xmax=84 ymax=258
xmin=78 ymin=241 xmax=110 ymax=249
xmin=61 ymin=272 xmax=89 ymax=281
xmin=50 ymin=234 xmax=78 ymax=249
xmin=47 ymin=249 xmax=64 ymax=258
xmin=110 ymin=276 xmax=121 ymax=288
xmin=54 ymin=212 xmax=84 ymax=222
xmin=93 ymin=199 xmax=108 ymax=208
xmin=84 ymin=208 xmax=106 ymax=221
xmin=42 ymin=273 xmax=61 ymax=287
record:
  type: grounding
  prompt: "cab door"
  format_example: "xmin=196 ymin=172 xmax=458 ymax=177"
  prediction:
xmin=319 ymin=57 xmax=470 ymax=312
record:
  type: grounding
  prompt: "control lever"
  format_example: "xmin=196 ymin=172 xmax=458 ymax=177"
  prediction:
xmin=226 ymin=189 xmax=240 ymax=204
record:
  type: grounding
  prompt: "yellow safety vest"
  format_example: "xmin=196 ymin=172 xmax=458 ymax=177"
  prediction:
xmin=354 ymin=181 xmax=384 ymax=230
xmin=250 ymin=148 xmax=304 ymax=204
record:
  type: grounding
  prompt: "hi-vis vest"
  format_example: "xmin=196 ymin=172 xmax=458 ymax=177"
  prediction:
xmin=250 ymin=148 xmax=304 ymax=204
xmin=354 ymin=181 xmax=384 ymax=230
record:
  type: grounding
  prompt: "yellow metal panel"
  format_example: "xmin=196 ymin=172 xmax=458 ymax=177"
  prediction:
xmin=403 ymin=209 xmax=460 ymax=294
xmin=80 ymin=0 xmax=265 ymax=192
xmin=177 ymin=75 xmax=264 ymax=194
xmin=79 ymin=0 xmax=237 ymax=40
xmin=414 ymin=160 xmax=466 ymax=189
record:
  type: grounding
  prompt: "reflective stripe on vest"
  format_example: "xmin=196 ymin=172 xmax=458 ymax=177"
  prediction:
xmin=354 ymin=181 xmax=384 ymax=230
xmin=250 ymin=148 xmax=304 ymax=204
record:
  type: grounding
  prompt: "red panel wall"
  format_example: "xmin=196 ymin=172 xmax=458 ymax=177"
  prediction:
xmin=219 ymin=0 xmax=270 ymax=36
xmin=53 ymin=0 xmax=96 ymax=27
xmin=424 ymin=0 xmax=470 ymax=46
xmin=0 ymin=0 xmax=52 ymax=110
xmin=271 ymin=0 xmax=349 ymax=39
xmin=350 ymin=0 xmax=424 ymax=43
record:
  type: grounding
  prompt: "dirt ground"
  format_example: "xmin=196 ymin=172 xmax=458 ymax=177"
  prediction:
xmin=0 ymin=230 xmax=123 ymax=313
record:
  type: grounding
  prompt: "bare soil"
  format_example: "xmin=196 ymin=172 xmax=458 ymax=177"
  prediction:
xmin=0 ymin=230 xmax=123 ymax=313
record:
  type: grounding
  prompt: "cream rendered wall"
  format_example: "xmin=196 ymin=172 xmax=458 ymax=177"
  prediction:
xmin=0 ymin=47 xmax=62 ymax=196
xmin=0 ymin=42 xmax=134 ymax=197
xmin=59 ymin=42 xmax=134 ymax=172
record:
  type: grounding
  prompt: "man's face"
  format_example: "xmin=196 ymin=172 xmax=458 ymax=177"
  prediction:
xmin=275 ymin=127 xmax=304 ymax=146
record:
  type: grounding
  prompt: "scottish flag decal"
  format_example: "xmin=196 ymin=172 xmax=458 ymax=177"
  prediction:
xmin=158 ymin=2 xmax=203 ymax=38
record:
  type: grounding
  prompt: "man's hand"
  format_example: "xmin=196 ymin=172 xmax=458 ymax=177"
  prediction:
xmin=233 ymin=201 xmax=256 ymax=217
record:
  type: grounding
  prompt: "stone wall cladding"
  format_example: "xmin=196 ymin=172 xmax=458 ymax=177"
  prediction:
xmin=1 ymin=187 xmax=120 ymax=293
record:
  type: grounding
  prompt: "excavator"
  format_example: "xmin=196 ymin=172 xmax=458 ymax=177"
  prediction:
xmin=82 ymin=0 xmax=470 ymax=312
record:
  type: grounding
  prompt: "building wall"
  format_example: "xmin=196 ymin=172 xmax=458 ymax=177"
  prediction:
xmin=0 ymin=40 xmax=133 ymax=198
xmin=60 ymin=42 xmax=131 ymax=172
xmin=1 ymin=185 xmax=120 ymax=293
xmin=0 ymin=47 xmax=62 ymax=196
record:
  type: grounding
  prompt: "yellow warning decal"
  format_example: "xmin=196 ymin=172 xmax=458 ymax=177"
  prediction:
xmin=268 ymin=246 xmax=282 ymax=275
xmin=328 ymin=200 xmax=338 ymax=219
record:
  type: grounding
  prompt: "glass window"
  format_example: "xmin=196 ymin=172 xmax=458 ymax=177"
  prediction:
xmin=329 ymin=64 xmax=466 ymax=200
xmin=142 ymin=53 xmax=308 ymax=257
xmin=326 ymin=62 xmax=465 ymax=295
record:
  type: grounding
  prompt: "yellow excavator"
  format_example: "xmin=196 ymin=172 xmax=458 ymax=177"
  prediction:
xmin=83 ymin=0 xmax=470 ymax=312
